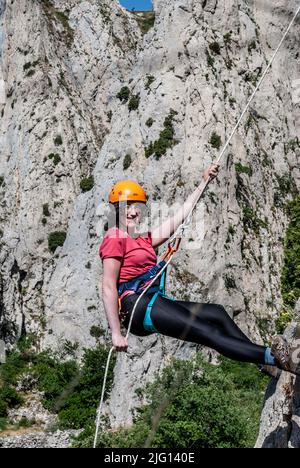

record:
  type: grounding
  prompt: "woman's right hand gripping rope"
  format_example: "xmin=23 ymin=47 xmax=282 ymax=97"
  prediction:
xmin=112 ymin=332 xmax=128 ymax=352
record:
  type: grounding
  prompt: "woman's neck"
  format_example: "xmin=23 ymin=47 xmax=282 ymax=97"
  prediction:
xmin=118 ymin=224 xmax=138 ymax=238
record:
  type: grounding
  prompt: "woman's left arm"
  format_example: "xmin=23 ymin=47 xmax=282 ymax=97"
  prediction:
xmin=151 ymin=163 xmax=220 ymax=248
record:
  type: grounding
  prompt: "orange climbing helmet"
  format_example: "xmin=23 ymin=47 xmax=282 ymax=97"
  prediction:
xmin=109 ymin=180 xmax=147 ymax=204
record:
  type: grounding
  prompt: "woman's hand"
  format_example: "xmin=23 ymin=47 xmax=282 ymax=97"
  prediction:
xmin=202 ymin=163 xmax=220 ymax=182
xmin=112 ymin=332 xmax=128 ymax=352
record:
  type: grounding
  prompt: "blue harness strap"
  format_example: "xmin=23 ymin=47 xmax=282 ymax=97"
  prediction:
xmin=143 ymin=268 xmax=176 ymax=334
xmin=143 ymin=291 xmax=160 ymax=333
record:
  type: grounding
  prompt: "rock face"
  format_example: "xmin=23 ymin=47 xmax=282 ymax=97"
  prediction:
xmin=0 ymin=0 xmax=299 ymax=429
xmin=256 ymin=300 xmax=300 ymax=448
xmin=0 ymin=0 xmax=140 ymax=347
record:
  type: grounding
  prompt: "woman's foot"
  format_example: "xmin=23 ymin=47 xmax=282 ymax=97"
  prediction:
xmin=271 ymin=332 xmax=300 ymax=377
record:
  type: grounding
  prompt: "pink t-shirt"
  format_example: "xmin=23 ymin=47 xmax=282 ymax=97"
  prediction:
xmin=99 ymin=228 xmax=157 ymax=284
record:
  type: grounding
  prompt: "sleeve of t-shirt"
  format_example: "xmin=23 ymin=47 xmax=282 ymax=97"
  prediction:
xmin=99 ymin=235 xmax=125 ymax=261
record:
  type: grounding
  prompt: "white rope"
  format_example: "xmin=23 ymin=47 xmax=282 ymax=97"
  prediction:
xmin=217 ymin=3 xmax=300 ymax=165
xmin=93 ymin=4 xmax=300 ymax=448
xmin=169 ymin=3 xmax=300 ymax=244
xmin=93 ymin=254 xmax=174 ymax=448
xmin=93 ymin=346 xmax=114 ymax=448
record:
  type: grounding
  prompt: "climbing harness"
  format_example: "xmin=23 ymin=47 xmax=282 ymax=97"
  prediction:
xmin=118 ymin=260 xmax=170 ymax=333
xmin=117 ymin=260 xmax=167 ymax=297
xmin=93 ymin=4 xmax=300 ymax=448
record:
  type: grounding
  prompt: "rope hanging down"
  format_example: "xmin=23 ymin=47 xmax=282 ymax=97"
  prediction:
xmin=93 ymin=4 xmax=300 ymax=448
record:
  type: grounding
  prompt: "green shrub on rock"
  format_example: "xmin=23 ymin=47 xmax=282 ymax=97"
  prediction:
xmin=117 ymin=86 xmax=130 ymax=102
xmin=128 ymin=94 xmax=140 ymax=112
xmin=123 ymin=154 xmax=132 ymax=170
xmin=48 ymin=231 xmax=67 ymax=253
xmin=209 ymin=132 xmax=222 ymax=150
xmin=145 ymin=110 xmax=178 ymax=160
xmin=75 ymin=356 xmax=268 ymax=448
xmin=80 ymin=177 xmax=94 ymax=193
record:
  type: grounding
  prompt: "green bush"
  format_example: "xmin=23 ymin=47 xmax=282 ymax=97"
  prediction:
xmin=285 ymin=138 xmax=299 ymax=152
xmin=242 ymin=206 xmax=268 ymax=234
xmin=43 ymin=203 xmax=50 ymax=217
xmin=145 ymin=75 xmax=155 ymax=90
xmin=235 ymin=163 xmax=252 ymax=176
xmin=41 ymin=2 xmax=74 ymax=45
xmin=0 ymin=350 xmax=29 ymax=386
xmin=23 ymin=60 xmax=39 ymax=76
xmin=54 ymin=11 xmax=69 ymax=25
xmin=58 ymin=346 xmax=116 ymax=429
xmin=248 ymin=40 xmax=257 ymax=53
xmin=89 ymin=326 xmax=104 ymax=339
xmin=281 ymin=196 xmax=300 ymax=309
xmin=0 ymin=386 xmax=23 ymax=410
xmin=80 ymin=177 xmax=94 ymax=193
xmin=117 ymin=86 xmax=130 ymax=102
xmin=132 ymin=11 xmax=155 ymax=35
xmin=0 ymin=176 xmax=4 ymax=187
xmin=18 ymin=417 xmax=35 ymax=428
xmin=23 ymin=62 xmax=32 ymax=71
xmin=275 ymin=309 xmax=294 ymax=334
xmin=128 ymin=94 xmax=140 ymax=112
xmin=145 ymin=110 xmax=178 ymax=160
xmin=244 ymin=72 xmax=259 ymax=86
xmin=48 ymin=153 xmax=61 ymax=166
xmin=0 ymin=338 xmax=78 ymax=414
xmin=228 ymin=224 xmax=236 ymax=236
xmin=79 ymin=356 xmax=268 ymax=449
xmin=275 ymin=174 xmax=294 ymax=199
xmin=146 ymin=117 xmax=154 ymax=127
xmin=224 ymin=33 xmax=232 ymax=44
xmin=0 ymin=400 xmax=8 ymax=418
xmin=273 ymin=174 xmax=295 ymax=208
xmin=32 ymin=352 xmax=78 ymax=412
xmin=0 ymin=339 xmax=115 ymax=434
xmin=209 ymin=132 xmax=222 ymax=150
xmin=224 ymin=275 xmax=237 ymax=290
xmin=48 ymin=231 xmax=67 ymax=253
xmin=123 ymin=154 xmax=132 ymax=170
xmin=0 ymin=417 xmax=8 ymax=430
xmin=209 ymin=42 xmax=221 ymax=55
xmin=26 ymin=68 xmax=35 ymax=78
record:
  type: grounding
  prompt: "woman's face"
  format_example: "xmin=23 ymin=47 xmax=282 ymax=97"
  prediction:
xmin=119 ymin=202 xmax=145 ymax=231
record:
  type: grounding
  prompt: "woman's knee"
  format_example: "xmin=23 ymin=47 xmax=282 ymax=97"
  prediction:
xmin=210 ymin=303 xmax=228 ymax=317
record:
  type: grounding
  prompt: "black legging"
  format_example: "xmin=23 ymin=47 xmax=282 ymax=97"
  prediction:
xmin=120 ymin=292 xmax=266 ymax=365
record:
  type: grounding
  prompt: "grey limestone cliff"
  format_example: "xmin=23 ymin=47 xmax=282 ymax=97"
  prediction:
xmin=0 ymin=0 xmax=299 ymax=430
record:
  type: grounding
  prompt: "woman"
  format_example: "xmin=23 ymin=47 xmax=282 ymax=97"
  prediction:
xmin=99 ymin=166 xmax=300 ymax=376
